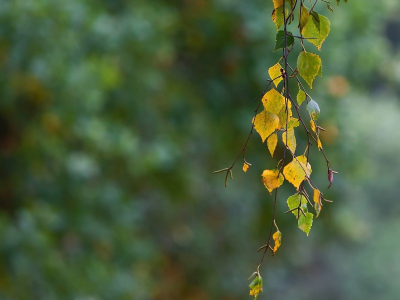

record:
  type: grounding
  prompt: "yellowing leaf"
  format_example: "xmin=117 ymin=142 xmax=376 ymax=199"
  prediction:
xmin=299 ymin=5 xmax=309 ymax=32
xmin=297 ymin=89 xmax=306 ymax=106
xmin=268 ymin=62 xmax=283 ymax=87
xmin=276 ymin=101 xmax=292 ymax=130
xmin=297 ymin=52 xmax=322 ymax=89
xmin=283 ymin=156 xmax=312 ymax=190
xmin=249 ymin=275 xmax=263 ymax=299
xmin=262 ymin=88 xmax=285 ymax=114
xmin=262 ymin=169 xmax=284 ymax=193
xmin=272 ymin=230 xmax=282 ymax=253
xmin=313 ymin=189 xmax=321 ymax=217
xmin=287 ymin=193 xmax=307 ymax=218
xmin=267 ymin=133 xmax=278 ymax=157
xmin=272 ymin=0 xmax=283 ymax=8
xmin=271 ymin=6 xmax=288 ymax=31
xmin=288 ymin=117 xmax=299 ymax=128
xmin=253 ymin=110 xmax=279 ymax=142
xmin=303 ymin=14 xmax=331 ymax=51
xmin=243 ymin=163 xmax=250 ymax=172
xmin=282 ymin=128 xmax=296 ymax=153
xmin=298 ymin=211 xmax=313 ymax=235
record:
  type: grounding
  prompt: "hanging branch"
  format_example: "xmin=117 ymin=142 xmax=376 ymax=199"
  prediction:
xmin=215 ymin=0 xmax=346 ymax=298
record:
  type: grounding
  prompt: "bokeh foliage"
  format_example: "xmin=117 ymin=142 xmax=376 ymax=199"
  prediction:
xmin=1 ymin=0 xmax=400 ymax=299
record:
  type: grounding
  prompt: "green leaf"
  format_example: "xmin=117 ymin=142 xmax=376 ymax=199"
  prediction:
xmin=298 ymin=211 xmax=313 ymax=235
xmin=272 ymin=5 xmax=289 ymax=31
xmin=303 ymin=14 xmax=331 ymax=51
xmin=274 ymin=30 xmax=295 ymax=52
xmin=297 ymin=89 xmax=306 ymax=106
xmin=297 ymin=51 xmax=322 ymax=88
xmin=307 ymin=99 xmax=320 ymax=120
xmin=287 ymin=193 xmax=307 ymax=218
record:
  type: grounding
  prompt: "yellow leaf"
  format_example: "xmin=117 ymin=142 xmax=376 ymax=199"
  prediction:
xmin=268 ymin=62 xmax=283 ymax=87
xmin=272 ymin=0 xmax=283 ymax=8
xmin=313 ymin=189 xmax=321 ymax=217
xmin=261 ymin=169 xmax=284 ymax=193
xmin=282 ymin=128 xmax=296 ymax=153
xmin=262 ymin=88 xmax=285 ymax=114
xmin=276 ymin=101 xmax=292 ymax=130
xmin=243 ymin=163 xmax=249 ymax=172
xmin=283 ymin=156 xmax=312 ymax=190
xmin=310 ymin=120 xmax=316 ymax=133
xmin=253 ymin=110 xmax=279 ymax=142
xmin=267 ymin=133 xmax=278 ymax=157
xmin=272 ymin=230 xmax=282 ymax=253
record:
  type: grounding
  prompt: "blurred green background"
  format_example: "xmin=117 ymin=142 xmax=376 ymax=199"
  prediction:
xmin=1 ymin=0 xmax=400 ymax=299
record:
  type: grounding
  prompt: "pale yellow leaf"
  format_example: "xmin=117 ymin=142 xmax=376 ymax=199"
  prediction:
xmin=297 ymin=52 xmax=322 ymax=89
xmin=262 ymin=88 xmax=285 ymax=114
xmin=267 ymin=133 xmax=278 ymax=157
xmin=253 ymin=110 xmax=279 ymax=142
xmin=261 ymin=169 xmax=284 ymax=193
xmin=282 ymin=128 xmax=296 ymax=153
xmin=283 ymin=156 xmax=312 ymax=190
xmin=268 ymin=62 xmax=283 ymax=87
xmin=273 ymin=230 xmax=282 ymax=253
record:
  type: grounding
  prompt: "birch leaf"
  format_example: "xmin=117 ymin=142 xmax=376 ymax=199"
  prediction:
xmin=297 ymin=52 xmax=322 ymax=89
xmin=288 ymin=117 xmax=299 ymax=128
xmin=277 ymin=101 xmax=292 ymax=130
xmin=313 ymin=188 xmax=321 ymax=217
xmin=268 ymin=62 xmax=283 ymax=87
xmin=297 ymin=89 xmax=306 ymax=106
xmin=299 ymin=5 xmax=309 ymax=32
xmin=253 ymin=110 xmax=279 ymax=142
xmin=262 ymin=169 xmax=284 ymax=193
xmin=298 ymin=211 xmax=313 ymax=235
xmin=274 ymin=30 xmax=295 ymax=51
xmin=303 ymin=14 xmax=331 ymax=51
xmin=307 ymin=99 xmax=320 ymax=120
xmin=262 ymin=88 xmax=285 ymax=114
xmin=273 ymin=230 xmax=282 ymax=253
xmin=267 ymin=133 xmax=278 ymax=157
xmin=317 ymin=137 xmax=323 ymax=150
xmin=243 ymin=163 xmax=250 ymax=172
xmin=287 ymin=193 xmax=307 ymax=218
xmin=272 ymin=0 xmax=283 ymax=8
xmin=249 ymin=275 xmax=263 ymax=299
xmin=283 ymin=155 xmax=312 ymax=190
xmin=310 ymin=120 xmax=316 ymax=133
xmin=282 ymin=128 xmax=296 ymax=153
xmin=272 ymin=6 xmax=288 ymax=31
